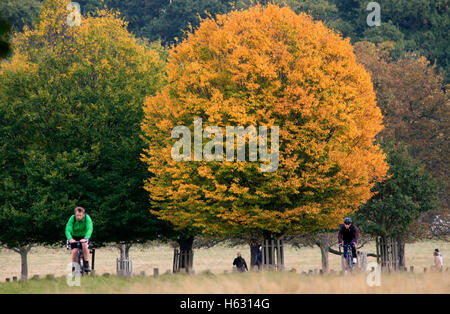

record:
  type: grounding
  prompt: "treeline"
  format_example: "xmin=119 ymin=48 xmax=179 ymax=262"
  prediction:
xmin=1 ymin=0 xmax=448 ymax=80
xmin=1 ymin=0 xmax=448 ymax=203
xmin=0 ymin=1 xmax=448 ymax=279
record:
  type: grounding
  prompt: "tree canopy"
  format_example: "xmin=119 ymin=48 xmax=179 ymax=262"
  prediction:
xmin=141 ymin=4 xmax=388 ymax=240
xmin=0 ymin=0 xmax=167 ymax=249
xmin=355 ymin=142 xmax=440 ymax=240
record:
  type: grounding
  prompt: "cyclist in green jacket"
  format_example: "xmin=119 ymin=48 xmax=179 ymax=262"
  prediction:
xmin=65 ymin=206 xmax=93 ymax=272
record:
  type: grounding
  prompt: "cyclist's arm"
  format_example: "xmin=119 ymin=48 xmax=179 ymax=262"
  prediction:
xmin=65 ymin=215 xmax=75 ymax=240
xmin=353 ymin=226 xmax=358 ymax=245
xmin=84 ymin=214 xmax=93 ymax=239
xmin=338 ymin=226 xmax=343 ymax=243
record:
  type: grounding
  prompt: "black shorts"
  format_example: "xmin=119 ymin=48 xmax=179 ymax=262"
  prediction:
xmin=68 ymin=236 xmax=90 ymax=249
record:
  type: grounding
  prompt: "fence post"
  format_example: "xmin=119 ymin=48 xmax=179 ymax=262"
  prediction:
xmin=359 ymin=252 xmax=368 ymax=271
xmin=116 ymin=258 xmax=133 ymax=277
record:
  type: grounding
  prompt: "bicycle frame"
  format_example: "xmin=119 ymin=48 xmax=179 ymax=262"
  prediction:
xmin=340 ymin=243 xmax=354 ymax=272
xmin=72 ymin=240 xmax=87 ymax=276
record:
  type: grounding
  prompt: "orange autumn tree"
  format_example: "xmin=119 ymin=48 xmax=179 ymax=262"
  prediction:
xmin=141 ymin=4 xmax=388 ymax=251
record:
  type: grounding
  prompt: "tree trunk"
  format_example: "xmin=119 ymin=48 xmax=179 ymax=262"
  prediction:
xmin=177 ymin=236 xmax=194 ymax=271
xmin=397 ymin=238 xmax=405 ymax=268
xmin=117 ymin=244 xmax=124 ymax=259
xmin=117 ymin=243 xmax=132 ymax=259
xmin=17 ymin=245 xmax=32 ymax=281
xmin=249 ymin=244 xmax=261 ymax=271
xmin=319 ymin=238 xmax=330 ymax=273
xmin=124 ymin=243 xmax=132 ymax=259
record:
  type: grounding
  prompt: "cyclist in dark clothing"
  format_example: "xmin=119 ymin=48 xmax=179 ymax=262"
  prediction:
xmin=338 ymin=217 xmax=358 ymax=265
xmin=233 ymin=252 xmax=248 ymax=272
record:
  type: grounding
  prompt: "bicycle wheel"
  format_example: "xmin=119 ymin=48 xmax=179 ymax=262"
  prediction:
xmin=347 ymin=249 xmax=353 ymax=272
xmin=78 ymin=250 xmax=84 ymax=276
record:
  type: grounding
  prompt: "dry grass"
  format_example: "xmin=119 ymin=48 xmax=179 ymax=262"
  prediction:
xmin=0 ymin=270 xmax=448 ymax=294
xmin=0 ymin=240 xmax=448 ymax=280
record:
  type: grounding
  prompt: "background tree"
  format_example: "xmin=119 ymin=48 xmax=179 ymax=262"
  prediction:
xmin=0 ymin=0 xmax=167 ymax=278
xmin=0 ymin=19 xmax=11 ymax=58
xmin=141 ymin=4 xmax=388 ymax=267
xmin=354 ymin=41 xmax=449 ymax=209
xmin=354 ymin=142 xmax=440 ymax=267
xmin=0 ymin=0 xmax=41 ymax=32
xmin=4 ymin=1 xmax=448 ymax=81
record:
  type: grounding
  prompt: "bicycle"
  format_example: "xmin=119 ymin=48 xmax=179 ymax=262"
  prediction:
xmin=339 ymin=242 xmax=355 ymax=273
xmin=68 ymin=240 xmax=90 ymax=276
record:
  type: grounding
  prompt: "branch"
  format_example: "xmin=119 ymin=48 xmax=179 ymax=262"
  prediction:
xmin=328 ymin=246 xmax=377 ymax=257
xmin=8 ymin=247 xmax=20 ymax=253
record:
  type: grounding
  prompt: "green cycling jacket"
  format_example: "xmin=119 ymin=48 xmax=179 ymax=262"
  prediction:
xmin=65 ymin=214 xmax=93 ymax=240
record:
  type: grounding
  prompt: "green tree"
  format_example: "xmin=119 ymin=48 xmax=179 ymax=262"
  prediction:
xmin=354 ymin=142 xmax=440 ymax=267
xmin=0 ymin=0 xmax=167 ymax=278
xmin=0 ymin=19 xmax=11 ymax=58
xmin=0 ymin=0 xmax=41 ymax=31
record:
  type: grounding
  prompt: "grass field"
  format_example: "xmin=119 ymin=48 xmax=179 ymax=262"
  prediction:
xmin=0 ymin=269 xmax=448 ymax=294
xmin=0 ymin=240 xmax=448 ymax=293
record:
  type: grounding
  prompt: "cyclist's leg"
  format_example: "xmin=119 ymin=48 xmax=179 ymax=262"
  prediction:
xmin=82 ymin=240 xmax=90 ymax=261
xmin=71 ymin=248 xmax=78 ymax=262
xmin=70 ymin=237 xmax=81 ymax=262
xmin=351 ymin=243 xmax=357 ymax=264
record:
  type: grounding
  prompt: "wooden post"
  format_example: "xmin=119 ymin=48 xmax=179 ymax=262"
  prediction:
xmin=270 ymin=238 xmax=275 ymax=268
xmin=359 ymin=252 xmax=368 ymax=271
xmin=375 ymin=237 xmax=380 ymax=265
xmin=279 ymin=238 xmax=284 ymax=271
xmin=276 ymin=238 xmax=281 ymax=271
xmin=91 ymin=249 xmax=95 ymax=272
xmin=173 ymin=249 xmax=179 ymax=273
xmin=261 ymin=239 xmax=267 ymax=270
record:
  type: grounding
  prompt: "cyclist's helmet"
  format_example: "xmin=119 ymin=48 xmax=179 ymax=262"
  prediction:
xmin=344 ymin=217 xmax=352 ymax=225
